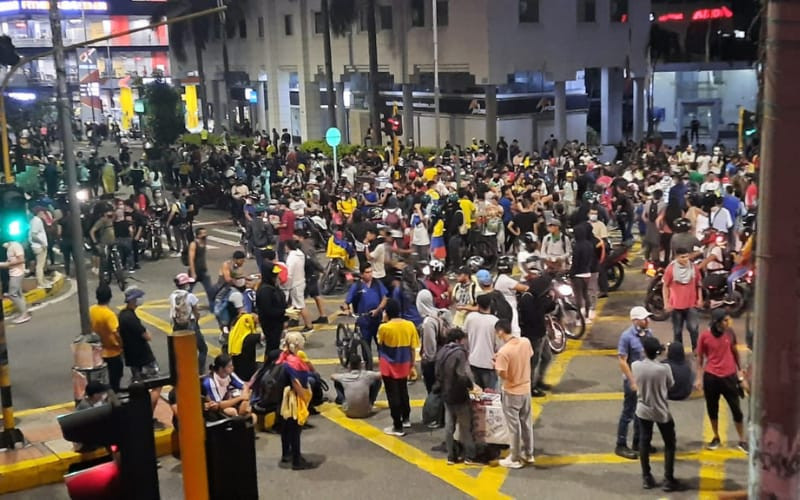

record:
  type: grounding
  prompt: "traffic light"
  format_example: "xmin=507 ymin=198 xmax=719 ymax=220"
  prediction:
xmin=0 ymin=185 xmax=28 ymax=244
xmin=57 ymin=383 xmax=160 ymax=500
xmin=741 ymin=109 xmax=757 ymax=137
xmin=0 ymin=35 xmax=19 ymax=66
xmin=390 ymin=114 xmax=403 ymax=136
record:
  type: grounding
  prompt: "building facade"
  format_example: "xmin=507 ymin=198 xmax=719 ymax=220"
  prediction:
xmin=0 ymin=0 xmax=170 ymax=127
xmin=172 ymin=0 xmax=652 ymax=152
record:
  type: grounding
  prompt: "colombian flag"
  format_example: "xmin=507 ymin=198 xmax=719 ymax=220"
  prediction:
xmin=430 ymin=219 xmax=446 ymax=260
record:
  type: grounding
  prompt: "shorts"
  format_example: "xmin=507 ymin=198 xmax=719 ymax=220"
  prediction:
xmin=289 ymin=285 xmax=306 ymax=309
xmin=305 ymin=279 xmax=320 ymax=298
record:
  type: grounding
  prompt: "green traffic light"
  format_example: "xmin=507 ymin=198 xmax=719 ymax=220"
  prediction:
xmin=8 ymin=219 xmax=22 ymax=237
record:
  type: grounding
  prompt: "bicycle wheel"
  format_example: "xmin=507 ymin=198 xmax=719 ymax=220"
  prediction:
xmin=112 ymin=252 xmax=127 ymax=291
xmin=546 ymin=317 xmax=567 ymax=354
xmin=561 ymin=301 xmax=586 ymax=339
xmin=336 ymin=324 xmax=352 ymax=368
xmin=359 ymin=339 xmax=374 ymax=371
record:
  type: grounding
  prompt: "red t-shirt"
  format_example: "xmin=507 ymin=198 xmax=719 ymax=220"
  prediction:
xmin=697 ymin=329 xmax=739 ymax=378
xmin=279 ymin=210 xmax=296 ymax=241
xmin=663 ymin=262 xmax=702 ymax=310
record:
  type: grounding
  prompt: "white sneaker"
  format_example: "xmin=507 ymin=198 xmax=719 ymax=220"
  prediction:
xmin=402 ymin=420 xmax=411 ymax=428
xmin=499 ymin=456 xmax=524 ymax=469
xmin=91 ymin=267 xmax=99 ymax=275
xmin=521 ymin=453 xmax=536 ymax=464
xmin=383 ymin=426 xmax=405 ymax=437
xmin=12 ymin=314 xmax=31 ymax=324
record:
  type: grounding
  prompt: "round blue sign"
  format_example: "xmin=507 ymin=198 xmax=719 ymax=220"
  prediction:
xmin=325 ymin=127 xmax=342 ymax=147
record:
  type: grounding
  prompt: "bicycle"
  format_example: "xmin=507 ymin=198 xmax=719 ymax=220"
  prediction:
xmin=102 ymin=244 xmax=128 ymax=291
xmin=545 ymin=313 xmax=568 ymax=354
xmin=335 ymin=311 xmax=375 ymax=371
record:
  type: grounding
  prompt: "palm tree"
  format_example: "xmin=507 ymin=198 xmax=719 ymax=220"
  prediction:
xmin=154 ymin=0 xmax=215 ymax=130
xmin=330 ymin=0 xmax=380 ymax=145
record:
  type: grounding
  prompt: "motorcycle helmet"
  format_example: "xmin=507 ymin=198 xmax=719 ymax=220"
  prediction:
xmin=467 ymin=256 xmax=484 ymax=274
xmin=429 ymin=260 xmax=445 ymax=274
xmin=673 ymin=217 xmax=691 ymax=233
xmin=497 ymin=255 xmax=515 ymax=274
xmin=223 ymin=166 xmax=236 ymax=179
xmin=522 ymin=232 xmax=538 ymax=246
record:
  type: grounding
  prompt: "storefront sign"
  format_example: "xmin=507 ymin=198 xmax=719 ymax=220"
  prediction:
xmin=0 ymin=0 xmax=108 ymax=12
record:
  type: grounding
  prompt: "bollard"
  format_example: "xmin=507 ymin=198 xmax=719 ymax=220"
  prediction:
xmin=0 ymin=297 xmax=24 ymax=449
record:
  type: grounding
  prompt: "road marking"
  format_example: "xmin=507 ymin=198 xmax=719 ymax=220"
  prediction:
xmin=206 ymin=235 xmax=241 ymax=247
xmin=699 ymin=406 xmax=730 ymax=498
xmin=211 ymin=228 xmax=243 ymax=238
xmin=27 ymin=280 xmax=76 ymax=312
xmin=593 ymin=315 xmax=633 ymax=323
xmin=543 ymin=298 xmax=608 ymax=388
xmin=320 ymin=404 xmax=513 ymax=500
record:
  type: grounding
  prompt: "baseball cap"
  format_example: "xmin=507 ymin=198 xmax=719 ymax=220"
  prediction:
xmin=174 ymin=272 xmax=195 ymax=286
xmin=457 ymin=265 xmax=471 ymax=276
xmin=547 ymin=218 xmax=562 ymax=227
xmin=630 ymin=306 xmax=652 ymax=321
xmin=476 ymin=269 xmax=492 ymax=286
xmin=710 ymin=307 xmax=728 ymax=324
xmin=124 ymin=287 xmax=145 ymax=303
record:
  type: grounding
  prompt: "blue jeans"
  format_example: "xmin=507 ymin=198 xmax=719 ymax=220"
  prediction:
xmin=671 ymin=307 xmax=699 ymax=350
xmin=358 ymin=314 xmax=381 ymax=363
xmin=190 ymin=270 xmax=215 ymax=304
xmin=727 ymin=266 xmax=748 ymax=296
xmin=617 ymin=378 xmax=640 ymax=448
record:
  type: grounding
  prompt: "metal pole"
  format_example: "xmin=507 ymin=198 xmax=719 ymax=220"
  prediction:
xmin=333 ymin=144 xmax=338 ymax=184
xmin=1 ymin=95 xmax=11 ymax=182
xmin=432 ymin=0 xmax=440 ymax=149
xmin=81 ymin=5 xmax=95 ymax=125
xmin=50 ymin=0 xmax=91 ymax=336
xmin=172 ymin=329 xmax=209 ymax=500
xmin=748 ymin=1 xmax=800 ymax=497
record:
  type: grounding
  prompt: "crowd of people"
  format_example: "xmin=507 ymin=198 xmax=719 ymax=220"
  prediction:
xmin=26 ymin=128 xmax=759 ymax=487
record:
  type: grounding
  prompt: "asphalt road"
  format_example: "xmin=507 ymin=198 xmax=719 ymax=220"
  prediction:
xmin=4 ymin=205 xmax=751 ymax=498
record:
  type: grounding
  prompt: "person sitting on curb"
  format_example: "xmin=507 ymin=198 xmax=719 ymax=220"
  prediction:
xmin=331 ymin=354 xmax=382 ymax=419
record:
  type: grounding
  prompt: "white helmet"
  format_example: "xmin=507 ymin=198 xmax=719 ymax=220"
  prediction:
xmin=429 ymin=260 xmax=445 ymax=274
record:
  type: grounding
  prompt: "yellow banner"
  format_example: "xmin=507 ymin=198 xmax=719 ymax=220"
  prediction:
xmin=119 ymin=86 xmax=133 ymax=131
xmin=185 ymin=84 xmax=199 ymax=130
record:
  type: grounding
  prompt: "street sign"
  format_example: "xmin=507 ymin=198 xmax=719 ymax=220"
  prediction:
xmin=325 ymin=127 xmax=341 ymax=147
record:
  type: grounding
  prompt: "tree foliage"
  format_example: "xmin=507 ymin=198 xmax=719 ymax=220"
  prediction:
xmin=145 ymin=79 xmax=184 ymax=147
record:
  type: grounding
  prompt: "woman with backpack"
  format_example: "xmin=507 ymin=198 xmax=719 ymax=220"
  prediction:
xmin=416 ymin=289 xmax=452 ymax=394
xmin=169 ymin=273 xmax=208 ymax=375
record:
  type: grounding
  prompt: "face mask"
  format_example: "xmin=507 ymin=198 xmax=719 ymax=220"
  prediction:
xmin=589 ymin=214 xmax=598 ymax=222
xmin=135 ymin=297 xmax=144 ymax=307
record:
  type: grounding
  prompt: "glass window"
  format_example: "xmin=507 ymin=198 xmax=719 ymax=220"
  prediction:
xmin=578 ymin=0 xmax=596 ymax=22
xmin=284 ymin=14 xmax=293 ymax=36
xmin=436 ymin=1 xmax=448 ymax=26
xmin=411 ymin=0 xmax=425 ymax=27
xmin=314 ymin=12 xmax=324 ymax=35
xmin=610 ymin=0 xmax=628 ymax=22
xmin=257 ymin=16 xmax=264 ymax=38
xmin=238 ymin=19 xmax=246 ymax=38
xmin=380 ymin=5 xmax=392 ymax=30
xmin=519 ymin=0 xmax=539 ymax=23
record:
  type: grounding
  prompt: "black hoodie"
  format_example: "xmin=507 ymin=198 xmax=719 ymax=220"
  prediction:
xmin=663 ymin=342 xmax=693 ymax=401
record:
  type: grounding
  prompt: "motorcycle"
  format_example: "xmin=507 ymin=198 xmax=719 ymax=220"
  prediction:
xmin=140 ymin=215 xmax=164 ymax=261
xmin=549 ymin=274 xmax=586 ymax=340
xmin=604 ymin=244 xmax=630 ymax=292
xmin=319 ymin=257 xmax=353 ymax=295
xmin=643 ymin=262 xmax=752 ymax=320
xmin=301 ymin=215 xmax=331 ymax=252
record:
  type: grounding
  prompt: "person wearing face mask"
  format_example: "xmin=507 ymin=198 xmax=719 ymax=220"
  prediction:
xmin=615 ymin=306 xmax=656 ymax=460
xmin=188 ymin=227 xmax=215 ymax=306
xmin=695 ymin=309 xmax=748 ymax=452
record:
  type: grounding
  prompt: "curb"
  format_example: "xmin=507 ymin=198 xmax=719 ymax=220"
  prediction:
xmin=2 ymin=273 xmax=66 ymax=317
xmin=0 ymin=429 xmax=174 ymax=495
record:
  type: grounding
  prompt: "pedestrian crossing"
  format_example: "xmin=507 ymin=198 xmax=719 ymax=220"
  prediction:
xmin=157 ymin=225 xmax=243 ymax=250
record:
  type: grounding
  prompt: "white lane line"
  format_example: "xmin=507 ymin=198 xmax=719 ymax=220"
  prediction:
xmin=159 ymin=234 xmax=218 ymax=249
xmin=211 ymin=228 xmax=242 ymax=238
xmin=28 ymin=280 xmax=78 ymax=312
xmin=206 ymin=235 xmax=241 ymax=247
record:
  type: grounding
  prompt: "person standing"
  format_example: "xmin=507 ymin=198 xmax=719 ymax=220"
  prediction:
xmin=494 ymin=319 xmax=535 ymax=469
xmin=29 ymin=206 xmax=51 ymax=289
xmin=256 ymin=265 xmax=287 ymax=354
xmin=615 ymin=306 xmax=655 ymax=460
xmin=169 ymin=273 xmax=207 ymax=375
xmin=662 ymin=248 xmax=703 ymax=350
xmin=285 ymin=239 xmax=313 ymax=333
xmin=435 ymin=327 xmax=482 ymax=465
xmin=276 ymin=198 xmax=296 ymax=262
xmin=90 ymin=283 xmax=123 ymax=392
xmin=463 ymin=294 xmax=500 ymax=390
xmin=695 ymin=309 xmax=748 ymax=452
xmin=377 ymin=299 xmax=419 ymax=437
xmin=0 ymin=241 xmax=30 ymax=324
xmin=188 ymin=227 xmax=215 ymax=306
xmin=119 ymin=287 xmax=157 ymax=381
xmin=633 ymin=336 xmax=682 ymax=492
xmin=343 ymin=264 xmax=388 ymax=359
xmin=517 ymin=271 xmax=552 ymax=397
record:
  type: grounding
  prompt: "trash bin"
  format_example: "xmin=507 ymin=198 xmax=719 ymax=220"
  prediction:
xmin=206 ymin=416 xmax=258 ymax=499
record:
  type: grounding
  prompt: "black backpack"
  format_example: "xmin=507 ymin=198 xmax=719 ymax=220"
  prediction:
xmin=648 ymin=200 xmax=660 ymax=223
xmin=251 ymin=362 xmax=287 ymax=413
xmin=487 ymin=289 xmax=513 ymax=323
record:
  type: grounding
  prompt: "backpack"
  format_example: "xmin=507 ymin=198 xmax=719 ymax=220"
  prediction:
xmin=170 ymin=290 xmax=193 ymax=328
xmin=180 ymin=246 xmax=189 ymax=266
xmin=648 ymin=200 xmax=660 ymax=223
xmin=487 ymin=289 xmax=513 ymax=323
xmin=251 ymin=362 xmax=287 ymax=413
xmin=172 ymin=202 xmax=187 ymax=224
xmin=384 ymin=209 xmax=402 ymax=229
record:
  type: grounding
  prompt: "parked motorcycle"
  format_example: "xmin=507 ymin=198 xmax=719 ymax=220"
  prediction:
xmin=604 ymin=243 xmax=630 ymax=292
xmin=140 ymin=215 xmax=164 ymax=261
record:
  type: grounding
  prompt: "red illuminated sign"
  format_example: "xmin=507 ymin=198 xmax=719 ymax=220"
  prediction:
xmin=658 ymin=12 xmax=684 ymax=22
xmin=656 ymin=5 xmax=734 ymax=23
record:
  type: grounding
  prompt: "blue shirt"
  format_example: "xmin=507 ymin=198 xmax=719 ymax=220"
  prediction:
xmin=361 ymin=191 xmax=379 ymax=213
xmin=499 ymin=197 xmax=513 ymax=224
xmin=617 ymin=325 xmax=653 ymax=371
xmin=345 ymin=279 xmax=388 ymax=314
xmin=391 ymin=286 xmax=422 ymax=326
xmin=722 ymin=195 xmax=740 ymax=220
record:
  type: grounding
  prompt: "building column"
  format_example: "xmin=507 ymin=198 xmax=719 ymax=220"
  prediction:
xmin=402 ymin=83 xmax=414 ymax=146
xmin=485 ymin=85 xmax=497 ymax=148
xmin=554 ymin=80 xmax=567 ymax=149
xmin=299 ymin=80 xmax=322 ymax=143
xmin=256 ymin=81 xmax=267 ymax=133
xmin=633 ymin=77 xmax=645 ymax=142
xmin=211 ymin=80 xmax=222 ymax=133
xmin=335 ymin=80 xmax=347 ymax=141
xmin=601 ymin=67 xmax=623 ymax=145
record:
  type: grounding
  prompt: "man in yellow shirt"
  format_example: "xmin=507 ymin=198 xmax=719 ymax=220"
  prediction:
xmin=422 ymin=164 xmax=439 ymax=182
xmin=459 ymin=189 xmax=476 ymax=230
xmin=89 ymin=283 xmax=123 ymax=391
xmin=336 ymin=188 xmax=358 ymax=220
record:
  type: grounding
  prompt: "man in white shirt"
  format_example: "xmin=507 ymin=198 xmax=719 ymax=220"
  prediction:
xmin=493 ymin=257 xmax=528 ymax=336
xmin=463 ymin=294 xmax=500 ymax=390
xmin=708 ymin=199 xmax=733 ymax=235
xmin=540 ymin=219 xmax=571 ymax=272
xmin=700 ymin=173 xmax=721 ymax=196
xmin=0 ymin=241 xmax=30 ymax=323
xmin=342 ymin=162 xmax=358 ymax=187
xmin=29 ymin=206 xmax=51 ymax=289
xmin=364 ymin=227 xmax=386 ymax=280
xmin=285 ymin=239 xmax=313 ymax=333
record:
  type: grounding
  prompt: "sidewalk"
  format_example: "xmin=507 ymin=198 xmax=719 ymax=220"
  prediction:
xmin=0 ymin=399 xmax=175 ymax=494
xmin=2 ymin=272 xmax=67 ymax=317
